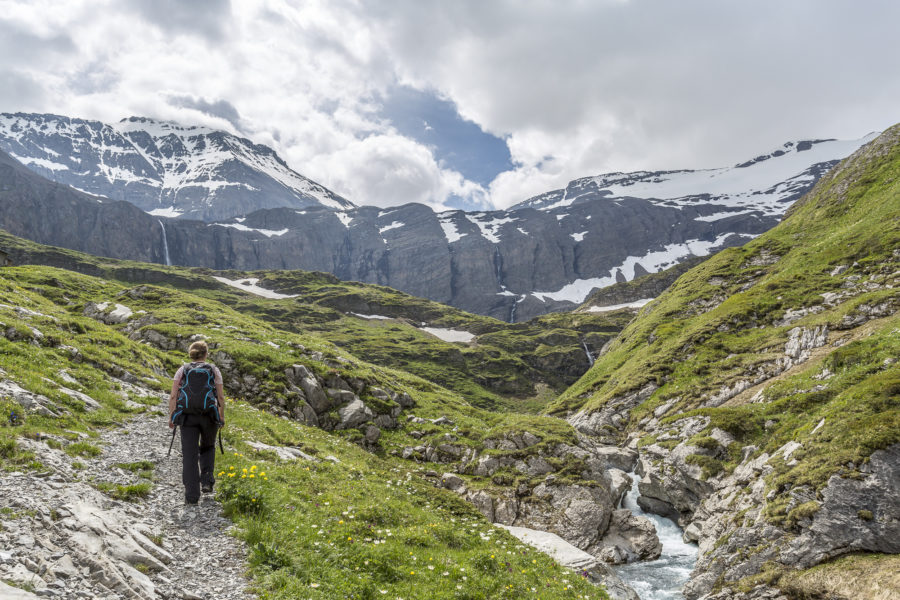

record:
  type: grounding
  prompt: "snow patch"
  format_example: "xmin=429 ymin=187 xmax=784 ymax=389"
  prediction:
xmin=694 ymin=210 xmax=756 ymax=222
xmin=351 ymin=313 xmax=393 ymax=320
xmin=336 ymin=212 xmax=353 ymax=228
xmin=218 ymin=223 xmax=289 ymax=237
xmin=212 ymin=277 xmax=299 ymax=299
xmin=571 ymin=231 xmax=588 ymax=242
xmin=379 ymin=221 xmax=404 ymax=234
xmin=584 ymin=298 xmax=654 ymax=312
xmin=465 ymin=213 xmax=515 ymax=243
xmin=147 ymin=206 xmax=184 ymax=218
xmin=533 ymin=234 xmax=735 ymax=304
xmin=438 ymin=214 xmax=466 ymax=243
xmin=9 ymin=153 xmax=68 ymax=171
xmin=419 ymin=327 xmax=476 ymax=343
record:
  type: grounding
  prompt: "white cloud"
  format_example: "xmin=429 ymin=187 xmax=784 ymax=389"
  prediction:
xmin=306 ymin=133 xmax=486 ymax=209
xmin=1 ymin=0 xmax=898 ymax=211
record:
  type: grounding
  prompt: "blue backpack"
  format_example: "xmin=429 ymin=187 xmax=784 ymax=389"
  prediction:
xmin=171 ymin=362 xmax=220 ymax=424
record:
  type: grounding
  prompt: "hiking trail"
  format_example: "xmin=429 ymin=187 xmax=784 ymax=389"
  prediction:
xmin=0 ymin=393 xmax=256 ymax=600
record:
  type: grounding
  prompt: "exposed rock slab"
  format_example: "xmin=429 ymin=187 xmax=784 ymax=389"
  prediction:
xmin=499 ymin=525 xmax=639 ymax=600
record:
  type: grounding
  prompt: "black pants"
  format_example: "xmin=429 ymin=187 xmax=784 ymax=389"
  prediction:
xmin=180 ymin=414 xmax=218 ymax=502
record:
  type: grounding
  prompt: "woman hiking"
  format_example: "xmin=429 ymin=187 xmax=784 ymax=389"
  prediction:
xmin=168 ymin=340 xmax=225 ymax=505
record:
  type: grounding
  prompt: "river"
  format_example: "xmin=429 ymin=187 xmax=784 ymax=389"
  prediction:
xmin=613 ymin=472 xmax=698 ymax=599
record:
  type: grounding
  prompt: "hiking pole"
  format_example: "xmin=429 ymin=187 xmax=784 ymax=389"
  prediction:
xmin=167 ymin=425 xmax=178 ymax=457
xmin=218 ymin=428 xmax=225 ymax=455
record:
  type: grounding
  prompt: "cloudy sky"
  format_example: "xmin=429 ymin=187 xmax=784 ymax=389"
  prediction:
xmin=2 ymin=0 xmax=899 ymax=211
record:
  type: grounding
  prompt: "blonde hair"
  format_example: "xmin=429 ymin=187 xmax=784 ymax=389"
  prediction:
xmin=189 ymin=340 xmax=209 ymax=361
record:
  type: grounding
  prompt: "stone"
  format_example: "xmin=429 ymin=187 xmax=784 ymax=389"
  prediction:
xmin=373 ymin=414 xmax=396 ymax=429
xmin=83 ymin=302 xmax=134 ymax=325
xmin=606 ymin=469 xmax=632 ymax=506
xmin=0 ymin=580 xmax=42 ymax=599
xmin=596 ymin=509 xmax=661 ymax=562
xmin=468 ymin=490 xmax=494 ymax=522
xmin=473 ymin=455 xmax=501 ymax=477
xmin=246 ymin=440 xmax=318 ymax=462
xmin=337 ymin=399 xmax=374 ymax=429
xmin=299 ymin=376 xmax=330 ymax=414
xmin=493 ymin=497 xmax=519 ymax=525
xmin=441 ymin=473 xmax=466 ymax=493
xmin=0 ymin=379 xmax=63 ymax=417
xmin=56 ymin=386 xmax=101 ymax=411
xmin=780 ymin=443 xmax=900 ymax=568
xmin=326 ymin=388 xmax=357 ymax=405
xmin=363 ymin=425 xmax=381 ymax=444
xmin=499 ymin=526 xmax=639 ymax=600
xmin=567 ymin=383 xmax=658 ymax=441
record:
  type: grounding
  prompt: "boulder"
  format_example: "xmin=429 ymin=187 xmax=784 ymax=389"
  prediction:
xmin=0 ymin=379 xmax=63 ymax=417
xmin=246 ymin=440 xmax=318 ymax=462
xmin=468 ymin=490 xmax=494 ymax=522
xmin=299 ymin=375 xmax=330 ymax=414
xmin=499 ymin=525 xmax=639 ymax=600
xmin=337 ymin=398 xmax=374 ymax=429
xmin=781 ymin=443 xmax=900 ymax=568
xmin=363 ymin=425 xmax=381 ymax=444
xmin=596 ymin=509 xmax=662 ymax=562
xmin=441 ymin=473 xmax=466 ymax=493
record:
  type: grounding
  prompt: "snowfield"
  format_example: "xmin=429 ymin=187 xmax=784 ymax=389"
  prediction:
xmin=212 ymin=277 xmax=299 ymax=299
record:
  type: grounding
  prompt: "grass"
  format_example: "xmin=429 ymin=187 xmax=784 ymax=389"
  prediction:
xmin=216 ymin=401 xmax=609 ymax=600
xmin=545 ymin=124 xmax=900 ymax=503
xmin=95 ymin=481 xmax=152 ymax=501
xmin=0 ymin=254 xmax=613 ymax=598
xmin=0 ymin=228 xmax=630 ymax=414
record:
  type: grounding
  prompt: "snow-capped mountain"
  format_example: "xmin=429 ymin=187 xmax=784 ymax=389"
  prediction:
xmin=0 ymin=113 xmax=353 ymax=220
xmin=514 ymin=136 xmax=875 ymax=214
xmin=0 ymin=113 xmax=876 ymax=321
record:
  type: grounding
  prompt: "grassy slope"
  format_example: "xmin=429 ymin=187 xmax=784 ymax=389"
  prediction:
xmin=0 ymin=230 xmax=630 ymax=412
xmin=0 ymin=265 xmax=607 ymax=599
xmin=549 ymin=124 xmax=900 ymax=503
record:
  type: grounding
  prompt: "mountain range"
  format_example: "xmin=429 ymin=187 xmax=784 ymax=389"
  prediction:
xmin=0 ymin=113 xmax=875 ymax=320
xmin=0 ymin=121 xmax=896 ymax=600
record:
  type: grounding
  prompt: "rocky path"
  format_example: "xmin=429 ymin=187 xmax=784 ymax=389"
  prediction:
xmin=0 ymin=396 xmax=257 ymax=600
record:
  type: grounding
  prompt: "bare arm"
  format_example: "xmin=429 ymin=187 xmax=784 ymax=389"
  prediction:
xmin=216 ymin=382 xmax=226 ymax=426
xmin=168 ymin=366 xmax=182 ymax=429
xmin=168 ymin=379 xmax=178 ymax=428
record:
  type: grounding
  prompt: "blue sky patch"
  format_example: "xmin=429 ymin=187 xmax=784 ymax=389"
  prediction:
xmin=380 ymin=86 xmax=513 ymax=190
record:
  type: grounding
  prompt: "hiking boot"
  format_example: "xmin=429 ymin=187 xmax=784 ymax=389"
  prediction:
xmin=201 ymin=483 xmax=214 ymax=494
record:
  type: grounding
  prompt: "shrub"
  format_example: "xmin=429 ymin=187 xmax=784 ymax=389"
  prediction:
xmin=217 ymin=460 xmax=272 ymax=517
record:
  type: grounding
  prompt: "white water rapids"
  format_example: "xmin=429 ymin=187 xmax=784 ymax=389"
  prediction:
xmin=613 ymin=472 xmax=698 ymax=599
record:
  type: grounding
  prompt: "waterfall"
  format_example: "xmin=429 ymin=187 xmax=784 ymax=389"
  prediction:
xmin=582 ymin=340 xmax=595 ymax=366
xmin=158 ymin=220 xmax=172 ymax=266
xmin=613 ymin=471 xmax=698 ymax=599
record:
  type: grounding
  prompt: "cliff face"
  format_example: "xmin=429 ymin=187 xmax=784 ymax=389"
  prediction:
xmin=0 ymin=148 xmax=771 ymax=320
xmin=0 ymin=113 xmax=873 ymax=321
xmin=551 ymin=125 xmax=900 ymax=597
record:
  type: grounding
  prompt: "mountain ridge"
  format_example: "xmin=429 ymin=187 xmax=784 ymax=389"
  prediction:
xmin=0 ymin=112 xmax=353 ymax=220
xmin=0 ymin=113 xmax=875 ymax=321
xmin=548 ymin=123 xmax=900 ymax=598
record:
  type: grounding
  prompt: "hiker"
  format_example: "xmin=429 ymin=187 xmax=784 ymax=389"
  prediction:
xmin=168 ymin=340 xmax=225 ymax=505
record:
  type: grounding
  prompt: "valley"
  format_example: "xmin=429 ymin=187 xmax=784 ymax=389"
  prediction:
xmin=0 ymin=123 xmax=897 ymax=600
